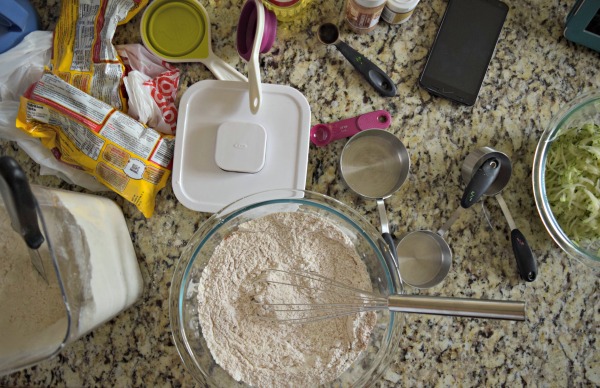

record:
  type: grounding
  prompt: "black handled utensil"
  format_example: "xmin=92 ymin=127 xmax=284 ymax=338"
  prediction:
xmin=495 ymin=194 xmax=537 ymax=281
xmin=0 ymin=156 xmax=48 ymax=283
xmin=438 ymin=157 xmax=502 ymax=233
xmin=317 ymin=23 xmax=397 ymax=97
xmin=461 ymin=146 xmax=538 ymax=282
xmin=461 ymin=157 xmax=501 ymax=209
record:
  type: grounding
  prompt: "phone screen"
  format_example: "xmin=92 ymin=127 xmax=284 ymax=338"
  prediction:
xmin=585 ymin=9 xmax=600 ymax=35
xmin=419 ymin=0 xmax=509 ymax=105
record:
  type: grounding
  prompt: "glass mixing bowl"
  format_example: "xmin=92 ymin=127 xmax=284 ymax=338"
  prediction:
xmin=532 ymin=90 xmax=600 ymax=270
xmin=169 ymin=189 xmax=403 ymax=387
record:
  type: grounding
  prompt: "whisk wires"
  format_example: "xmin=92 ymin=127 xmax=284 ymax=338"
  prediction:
xmin=251 ymin=269 xmax=387 ymax=324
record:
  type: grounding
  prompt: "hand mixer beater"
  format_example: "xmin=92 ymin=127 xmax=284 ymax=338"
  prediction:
xmin=252 ymin=269 xmax=526 ymax=324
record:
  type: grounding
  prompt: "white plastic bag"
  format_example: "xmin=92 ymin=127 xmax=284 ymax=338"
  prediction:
xmin=0 ymin=31 xmax=107 ymax=191
xmin=118 ymin=44 xmax=180 ymax=135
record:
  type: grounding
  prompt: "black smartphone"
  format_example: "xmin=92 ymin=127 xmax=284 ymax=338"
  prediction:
xmin=419 ymin=0 xmax=509 ymax=106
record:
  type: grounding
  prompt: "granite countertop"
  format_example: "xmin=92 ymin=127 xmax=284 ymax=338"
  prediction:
xmin=1 ymin=0 xmax=599 ymax=386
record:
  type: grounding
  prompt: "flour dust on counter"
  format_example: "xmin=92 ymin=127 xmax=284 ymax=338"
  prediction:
xmin=197 ymin=212 xmax=376 ymax=387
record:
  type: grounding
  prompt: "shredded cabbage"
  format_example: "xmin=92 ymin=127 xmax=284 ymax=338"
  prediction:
xmin=546 ymin=123 xmax=600 ymax=248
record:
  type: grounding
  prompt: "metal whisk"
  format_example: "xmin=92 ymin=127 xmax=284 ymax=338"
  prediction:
xmin=251 ymin=269 xmax=526 ymax=323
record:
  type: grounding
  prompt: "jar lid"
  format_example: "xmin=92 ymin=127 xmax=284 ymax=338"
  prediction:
xmin=353 ymin=0 xmax=387 ymax=7
xmin=385 ymin=0 xmax=420 ymax=13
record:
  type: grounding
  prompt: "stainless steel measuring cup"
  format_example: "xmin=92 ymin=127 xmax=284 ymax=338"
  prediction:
xmin=396 ymin=157 xmax=502 ymax=288
xmin=462 ymin=147 xmax=537 ymax=282
xmin=340 ymin=129 xmax=410 ymax=280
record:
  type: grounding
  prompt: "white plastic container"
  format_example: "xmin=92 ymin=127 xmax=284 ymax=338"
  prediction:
xmin=0 ymin=158 xmax=143 ymax=377
xmin=381 ymin=0 xmax=420 ymax=24
xmin=52 ymin=188 xmax=144 ymax=337
xmin=172 ymin=80 xmax=311 ymax=213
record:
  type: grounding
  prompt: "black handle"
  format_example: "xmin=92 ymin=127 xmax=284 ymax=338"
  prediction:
xmin=0 ymin=156 xmax=44 ymax=249
xmin=334 ymin=41 xmax=397 ymax=97
xmin=461 ymin=158 xmax=501 ymax=209
xmin=511 ymin=229 xmax=537 ymax=282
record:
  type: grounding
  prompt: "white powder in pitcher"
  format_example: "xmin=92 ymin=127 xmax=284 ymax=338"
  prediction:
xmin=0 ymin=187 xmax=143 ymax=375
xmin=197 ymin=212 xmax=376 ymax=387
xmin=0 ymin=211 xmax=67 ymax=370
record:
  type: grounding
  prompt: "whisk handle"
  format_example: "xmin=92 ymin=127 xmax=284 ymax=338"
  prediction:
xmin=388 ymin=295 xmax=525 ymax=321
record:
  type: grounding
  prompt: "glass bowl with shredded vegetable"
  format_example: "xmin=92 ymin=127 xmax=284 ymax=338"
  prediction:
xmin=533 ymin=90 xmax=600 ymax=270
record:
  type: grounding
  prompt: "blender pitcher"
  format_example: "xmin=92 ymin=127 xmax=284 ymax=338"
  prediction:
xmin=0 ymin=156 xmax=143 ymax=376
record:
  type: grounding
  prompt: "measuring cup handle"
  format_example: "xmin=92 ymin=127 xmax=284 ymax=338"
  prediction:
xmin=461 ymin=157 xmax=501 ymax=208
xmin=334 ymin=41 xmax=396 ymax=97
xmin=248 ymin=64 xmax=262 ymax=114
xmin=204 ymin=53 xmax=248 ymax=82
xmin=247 ymin=0 xmax=264 ymax=114
xmin=379 ymin=233 xmax=401 ymax=286
xmin=511 ymin=229 xmax=537 ymax=282
xmin=382 ymin=232 xmax=398 ymax=264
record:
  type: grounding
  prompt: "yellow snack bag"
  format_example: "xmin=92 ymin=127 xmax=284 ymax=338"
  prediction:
xmin=119 ymin=0 xmax=149 ymax=25
xmin=50 ymin=0 xmax=136 ymax=112
xmin=16 ymin=73 xmax=174 ymax=218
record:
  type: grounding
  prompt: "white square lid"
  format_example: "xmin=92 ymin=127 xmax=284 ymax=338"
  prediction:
xmin=172 ymin=80 xmax=311 ymax=213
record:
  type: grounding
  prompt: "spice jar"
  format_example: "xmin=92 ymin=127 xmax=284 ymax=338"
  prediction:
xmin=262 ymin=0 xmax=311 ymax=22
xmin=381 ymin=0 xmax=420 ymax=25
xmin=345 ymin=0 xmax=386 ymax=34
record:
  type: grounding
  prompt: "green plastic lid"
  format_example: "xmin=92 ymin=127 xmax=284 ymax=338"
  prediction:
xmin=141 ymin=0 xmax=210 ymax=61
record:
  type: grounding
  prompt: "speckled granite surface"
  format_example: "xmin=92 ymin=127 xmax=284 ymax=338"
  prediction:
xmin=0 ymin=0 xmax=598 ymax=386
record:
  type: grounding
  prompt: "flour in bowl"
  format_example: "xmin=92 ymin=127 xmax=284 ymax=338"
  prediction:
xmin=197 ymin=212 xmax=377 ymax=387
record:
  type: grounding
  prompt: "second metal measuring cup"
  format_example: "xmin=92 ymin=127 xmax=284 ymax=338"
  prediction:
xmin=462 ymin=147 xmax=537 ymax=282
xmin=340 ymin=129 xmax=410 ymax=280
xmin=395 ymin=157 xmax=502 ymax=288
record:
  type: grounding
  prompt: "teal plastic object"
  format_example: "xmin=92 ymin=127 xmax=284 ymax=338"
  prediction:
xmin=0 ymin=0 xmax=40 ymax=54
xmin=564 ymin=0 xmax=600 ymax=52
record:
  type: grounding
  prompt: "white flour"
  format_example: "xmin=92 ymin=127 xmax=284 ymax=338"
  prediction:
xmin=0 ymin=208 xmax=67 ymax=371
xmin=198 ymin=212 xmax=376 ymax=387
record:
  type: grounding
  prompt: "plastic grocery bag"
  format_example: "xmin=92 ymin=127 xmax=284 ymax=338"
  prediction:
xmin=118 ymin=44 xmax=180 ymax=135
xmin=0 ymin=31 xmax=107 ymax=191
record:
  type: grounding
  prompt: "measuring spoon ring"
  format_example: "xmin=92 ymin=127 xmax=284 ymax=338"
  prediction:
xmin=317 ymin=23 xmax=396 ymax=97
